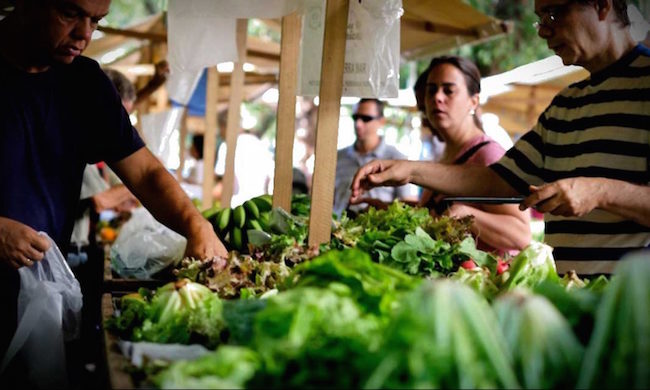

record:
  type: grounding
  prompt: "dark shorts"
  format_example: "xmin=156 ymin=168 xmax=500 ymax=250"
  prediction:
xmin=0 ymin=265 xmax=19 ymax=383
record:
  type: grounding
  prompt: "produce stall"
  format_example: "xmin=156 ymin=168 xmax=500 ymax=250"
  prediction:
xmin=100 ymin=194 xmax=650 ymax=389
xmin=90 ymin=2 xmax=650 ymax=388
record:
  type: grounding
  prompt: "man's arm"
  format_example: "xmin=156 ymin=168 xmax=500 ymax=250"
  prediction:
xmin=521 ymin=177 xmax=650 ymax=227
xmin=110 ymin=147 xmax=227 ymax=258
xmin=134 ymin=60 xmax=169 ymax=107
xmin=350 ymin=160 xmax=520 ymax=204
xmin=91 ymin=184 xmax=137 ymax=213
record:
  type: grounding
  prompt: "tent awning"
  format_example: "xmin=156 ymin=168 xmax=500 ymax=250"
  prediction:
xmin=400 ymin=0 xmax=511 ymax=61
xmin=481 ymin=56 xmax=589 ymax=135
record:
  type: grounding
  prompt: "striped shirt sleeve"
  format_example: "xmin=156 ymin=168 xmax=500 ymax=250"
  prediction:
xmin=490 ymin=114 xmax=548 ymax=195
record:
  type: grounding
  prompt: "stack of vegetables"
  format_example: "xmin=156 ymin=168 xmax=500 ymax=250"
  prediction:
xmin=106 ymin=244 xmax=650 ymax=389
xmin=105 ymin=196 xmax=650 ymax=389
xmin=183 ymin=200 xmax=492 ymax=298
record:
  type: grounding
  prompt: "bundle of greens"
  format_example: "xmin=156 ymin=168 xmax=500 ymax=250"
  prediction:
xmin=290 ymin=193 xmax=311 ymax=217
xmin=248 ymin=286 xmax=385 ymax=389
xmin=500 ymin=241 xmax=559 ymax=291
xmin=284 ymin=248 xmax=420 ymax=317
xmin=152 ymin=345 xmax=260 ymax=389
xmin=532 ymin=278 xmax=604 ymax=345
xmin=332 ymin=202 xmax=476 ymax=276
xmin=578 ymin=252 xmax=650 ymax=389
xmin=448 ymin=266 xmax=500 ymax=301
xmin=365 ymin=280 xmax=520 ymax=389
xmin=106 ymin=279 xmax=226 ymax=348
xmin=174 ymin=252 xmax=294 ymax=299
xmin=494 ymin=290 xmax=584 ymax=389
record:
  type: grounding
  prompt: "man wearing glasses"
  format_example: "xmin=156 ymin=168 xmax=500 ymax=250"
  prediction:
xmin=333 ymin=98 xmax=418 ymax=217
xmin=351 ymin=0 xmax=649 ymax=275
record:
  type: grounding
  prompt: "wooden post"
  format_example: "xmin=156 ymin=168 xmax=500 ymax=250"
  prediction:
xmin=308 ymin=0 xmax=349 ymax=247
xmin=221 ymin=19 xmax=248 ymax=208
xmin=202 ymin=67 xmax=219 ymax=210
xmin=272 ymin=12 xmax=302 ymax=211
xmin=526 ymin=85 xmax=537 ymax=129
xmin=176 ymin=107 xmax=188 ymax=182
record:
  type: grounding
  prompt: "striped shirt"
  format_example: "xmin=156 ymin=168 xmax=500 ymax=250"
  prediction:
xmin=491 ymin=44 xmax=650 ymax=275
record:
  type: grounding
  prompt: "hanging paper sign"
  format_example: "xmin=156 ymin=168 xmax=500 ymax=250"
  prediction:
xmin=298 ymin=0 xmax=402 ymax=98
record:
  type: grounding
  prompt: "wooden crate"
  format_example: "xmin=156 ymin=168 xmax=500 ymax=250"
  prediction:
xmin=101 ymin=293 xmax=136 ymax=390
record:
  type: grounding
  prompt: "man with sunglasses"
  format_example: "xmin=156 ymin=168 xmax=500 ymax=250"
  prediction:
xmin=351 ymin=0 xmax=649 ymax=276
xmin=333 ymin=98 xmax=418 ymax=217
xmin=0 ymin=0 xmax=227 ymax=382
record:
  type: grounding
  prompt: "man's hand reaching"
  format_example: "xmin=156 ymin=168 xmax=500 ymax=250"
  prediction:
xmin=0 ymin=217 xmax=50 ymax=269
xmin=350 ymin=159 xmax=412 ymax=204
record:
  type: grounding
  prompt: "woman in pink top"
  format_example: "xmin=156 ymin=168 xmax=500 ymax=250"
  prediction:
xmin=419 ymin=56 xmax=531 ymax=254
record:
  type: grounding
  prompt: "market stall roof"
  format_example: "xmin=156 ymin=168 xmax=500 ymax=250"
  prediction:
xmin=87 ymin=0 xmax=509 ymax=72
xmin=400 ymin=0 xmax=511 ymax=60
xmin=480 ymin=56 xmax=588 ymax=136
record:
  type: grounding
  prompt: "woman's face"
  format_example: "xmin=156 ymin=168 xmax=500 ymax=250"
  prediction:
xmin=425 ymin=63 xmax=478 ymax=133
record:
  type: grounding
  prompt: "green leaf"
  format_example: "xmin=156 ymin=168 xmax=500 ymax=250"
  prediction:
xmin=457 ymin=237 xmax=493 ymax=267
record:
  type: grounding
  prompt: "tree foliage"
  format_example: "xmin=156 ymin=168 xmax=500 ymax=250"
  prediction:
xmin=104 ymin=0 xmax=166 ymax=27
xmin=455 ymin=0 xmax=552 ymax=77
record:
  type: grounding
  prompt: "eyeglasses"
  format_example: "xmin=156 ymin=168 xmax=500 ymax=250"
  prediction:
xmin=533 ymin=1 xmax=574 ymax=31
xmin=352 ymin=114 xmax=381 ymax=123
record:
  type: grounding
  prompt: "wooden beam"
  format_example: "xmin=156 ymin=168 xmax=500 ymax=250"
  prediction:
xmin=247 ymin=48 xmax=280 ymax=62
xmin=177 ymin=108 xmax=188 ymax=182
xmin=221 ymin=19 xmax=248 ymax=209
xmin=218 ymin=73 xmax=277 ymax=86
xmin=273 ymin=12 xmax=302 ymax=212
xmin=401 ymin=18 xmax=477 ymax=37
xmin=202 ymin=67 xmax=219 ymax=210
xmin=308 ymin=0 xmax=349 ymax=247
xmin=97 ymin=25 xmax=167 ymax=42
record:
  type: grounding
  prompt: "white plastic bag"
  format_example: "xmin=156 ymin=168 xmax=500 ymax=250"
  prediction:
xmin=118 ymin=341 xmax=210 ymax=368
xmin=110 ymin=207 xmax=187 ymax=279
xmin=0 ymin=233 xmax=83 ymax=388
xmin=298 ymin=0 xmax=402 ymax=98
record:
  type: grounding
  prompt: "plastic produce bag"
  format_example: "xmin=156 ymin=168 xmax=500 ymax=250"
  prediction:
xmin=0 ymin=233 xmax=83 ymax=388
xmin=111 ymin=207 xmax=187 ymax=279
xmin=298 ymin=0 xmax=402 ymax=98
xmin=118 ymin=341 xmax=210 ymax=368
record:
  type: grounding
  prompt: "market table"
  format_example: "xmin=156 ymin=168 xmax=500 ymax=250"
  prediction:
xmin=101 ymin=293 xmax=136 ymax=390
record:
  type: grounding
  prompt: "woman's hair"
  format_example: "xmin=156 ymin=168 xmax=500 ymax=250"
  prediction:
xmin=423 ymin=55 xmax=483 ymax=130
xmin=103 ymin=68 xmax=136 ymax=103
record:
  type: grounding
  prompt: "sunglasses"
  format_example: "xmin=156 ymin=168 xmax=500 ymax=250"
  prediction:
xmin=352 ymin=114 xmax=381 ymax=123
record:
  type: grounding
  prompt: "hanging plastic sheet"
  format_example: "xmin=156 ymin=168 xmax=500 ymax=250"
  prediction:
xmin=167 ymin=0 xmax=301 ymax=105
xmin=140 ymin=107 xmax=185 ymax=169
xmin=298 ymin=0 xmax=402 ymax=98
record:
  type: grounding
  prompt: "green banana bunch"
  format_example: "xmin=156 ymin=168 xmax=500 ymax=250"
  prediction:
xmin=208 ymin=195 xmax=273 ymax=253
xmin=207 ymin=194 xmax=300 ymax=253
xmin=233 ymin=205 xmax=246 ymax=229
xmin=214 ymin=208 xmax=232 ymax=234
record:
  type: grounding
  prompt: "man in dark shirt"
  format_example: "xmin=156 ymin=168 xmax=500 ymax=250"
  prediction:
xmin=0 ymin=0 xmax=227 ymax=363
